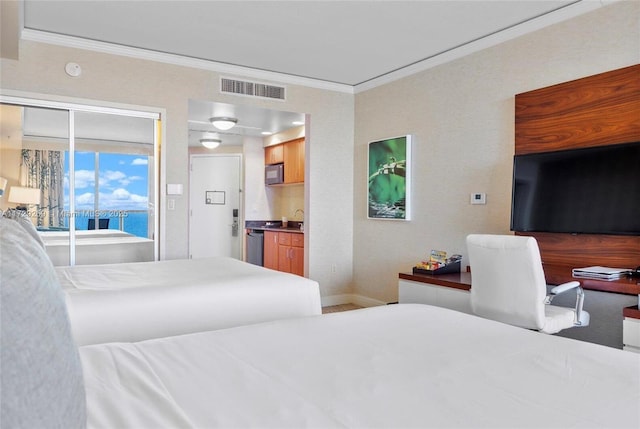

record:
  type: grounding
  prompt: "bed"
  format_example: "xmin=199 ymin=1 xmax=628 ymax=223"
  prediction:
xmin=2 ymin=213 xmax=640 ymax=429
xmin=40 ymin=229 xmax=155 ymax=266
xmin=57 ymin=256 xmax=322 ymax=346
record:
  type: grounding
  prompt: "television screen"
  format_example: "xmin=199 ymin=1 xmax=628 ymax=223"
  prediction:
xmin=510 ymin=141 xmax=640 ymax=236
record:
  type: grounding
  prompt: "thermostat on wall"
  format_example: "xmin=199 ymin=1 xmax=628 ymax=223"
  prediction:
xmin=470 ymin=193 xmax=486 ymax=205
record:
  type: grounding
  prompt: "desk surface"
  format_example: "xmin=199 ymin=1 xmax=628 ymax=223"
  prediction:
xmin=399 ymin=264 xmax=640 ymax=295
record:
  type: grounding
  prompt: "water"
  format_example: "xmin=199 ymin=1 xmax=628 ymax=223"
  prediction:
xmin=63 ymin=211 xmax=149 ymax=238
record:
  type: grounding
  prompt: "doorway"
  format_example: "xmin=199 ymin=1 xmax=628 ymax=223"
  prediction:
xmin=189 ymin=154 xmax=242 ymax=259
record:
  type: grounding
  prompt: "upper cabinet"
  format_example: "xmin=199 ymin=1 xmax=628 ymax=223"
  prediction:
xmin=283 ymin=137 xmax=304 ymax=184
xmin=265 ymin=137 xmax=305 ymax=184
xmin=264 ymin=144 xmax=284 ymax=165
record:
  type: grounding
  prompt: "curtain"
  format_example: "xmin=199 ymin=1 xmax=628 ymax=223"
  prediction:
xmin=21 ymin=149 xmax=64 ymax=227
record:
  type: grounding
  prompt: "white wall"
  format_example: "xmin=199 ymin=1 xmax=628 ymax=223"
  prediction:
xmin=0 ymin=40 xmax=355 ymax=299
xmin=353 ymin=1 xmax=640 ymax=303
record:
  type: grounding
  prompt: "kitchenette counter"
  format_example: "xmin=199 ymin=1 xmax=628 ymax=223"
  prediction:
xmin=245 ymin=220 xmax=304 ymax=234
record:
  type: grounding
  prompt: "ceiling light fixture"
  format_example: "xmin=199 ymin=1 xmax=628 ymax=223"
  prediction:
xmin=200 ymin=138 xmax=221 ymax=149
xmin=209 ymin=117 xmax=237 ymax=130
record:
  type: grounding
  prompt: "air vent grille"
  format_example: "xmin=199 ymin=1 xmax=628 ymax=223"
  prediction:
xmin=221 ymin=78 xmax=286 ymax=100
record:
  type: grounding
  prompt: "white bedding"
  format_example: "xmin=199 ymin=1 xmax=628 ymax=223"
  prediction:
xmin=59 ymin=257 xmax=321 ymax=346
xmin=80 ymin=304 xmax=640 ymax=428
xmin=42 ymin=229 xmax=155 ymax=265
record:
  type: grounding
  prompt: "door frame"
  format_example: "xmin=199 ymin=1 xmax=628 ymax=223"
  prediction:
xmin=188 ymin=153 xmax=244 ymax=259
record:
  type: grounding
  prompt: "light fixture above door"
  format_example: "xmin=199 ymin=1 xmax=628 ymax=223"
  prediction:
xmin=209 ymin=117 xmax=237 ymax=130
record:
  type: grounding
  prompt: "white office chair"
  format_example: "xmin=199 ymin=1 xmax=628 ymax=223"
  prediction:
xmin=466 ymin=234 xmax=589 ymax=334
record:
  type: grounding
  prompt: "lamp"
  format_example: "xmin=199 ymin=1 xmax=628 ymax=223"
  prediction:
xmin=8 ymin=186 xmax=41 ymax=210
xmin=0 ymin=177 xmax=7 ymax=197
xmin=209 ymin=117 xmax=237 ymax=131
xmin=200 ymin=138 xmax=221 ymax=149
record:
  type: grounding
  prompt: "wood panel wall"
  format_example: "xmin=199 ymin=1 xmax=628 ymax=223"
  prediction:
xmin=514 ymin=64 xmax=640 ymax=269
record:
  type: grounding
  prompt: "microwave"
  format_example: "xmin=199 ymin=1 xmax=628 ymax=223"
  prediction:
xmin=265 ymin=163 xmax=284 ymax=185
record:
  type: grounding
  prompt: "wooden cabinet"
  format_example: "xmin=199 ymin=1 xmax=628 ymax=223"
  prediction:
xmin=264 ymin=144 xmax=284 ymax=165
xmin=264 ymin=230 xmax=304 ymax=276
xmin=264 ymin=138 xmax=305 ymax=184
xmin=263 ymin=230 xmax=279 ymax=270
xmin=277 ymin=232 xmax=304 ymax=276
xmin=283 ymin=137 xmax=305 ymax=184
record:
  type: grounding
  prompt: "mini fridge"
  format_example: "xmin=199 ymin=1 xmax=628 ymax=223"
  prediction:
xmin=246 ymin=230 xmax=264 ymax=266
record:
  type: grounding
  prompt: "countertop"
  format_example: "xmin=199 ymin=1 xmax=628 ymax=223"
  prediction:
xmin=245 ymin=220 xmax=304 ymax=234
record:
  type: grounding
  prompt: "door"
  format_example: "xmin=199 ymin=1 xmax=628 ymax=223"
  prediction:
xmin=189 ymin=155 xmax=242 ymax=259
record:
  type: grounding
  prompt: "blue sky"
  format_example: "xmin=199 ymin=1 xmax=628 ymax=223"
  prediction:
xmin=64 ymin=151 xmax=149 ymax=211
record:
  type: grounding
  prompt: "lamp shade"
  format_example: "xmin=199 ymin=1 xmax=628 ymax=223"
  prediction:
xmin=209 ymin=117 xmax=237 ymax=131
xmin=8 ymin=186 xmax=41 ymax=205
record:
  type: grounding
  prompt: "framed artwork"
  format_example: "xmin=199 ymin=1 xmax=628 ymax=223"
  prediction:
xmin=367 ymin=135 xmax=411 ymax=220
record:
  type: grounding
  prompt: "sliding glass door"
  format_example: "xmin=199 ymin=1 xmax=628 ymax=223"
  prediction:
xmin=0 ymin=97 xmax=159 ymax=266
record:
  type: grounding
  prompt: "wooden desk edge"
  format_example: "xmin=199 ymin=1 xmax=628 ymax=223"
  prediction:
xmin=623 ymin=305 xmax=640 ymax=319
xmin=399 ymin=265 xmax=640 ymax=295
xmin=399 ymin=272 xmax=471 ymax=291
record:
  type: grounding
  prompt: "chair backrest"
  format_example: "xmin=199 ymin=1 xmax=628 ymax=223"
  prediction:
xmin=467 ymin=234 xmax=547 ymax=330
xmin=88 ymin=218 xmax=109 ymax=230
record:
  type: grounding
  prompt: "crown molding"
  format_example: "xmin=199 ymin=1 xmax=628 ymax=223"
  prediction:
xmin=20 ymin=28 xmax=355 ymax=95
xmin=20 ymin=0 xmax=612 ymax=96
xmin=354 ymin=0 xmax=608 ymax=93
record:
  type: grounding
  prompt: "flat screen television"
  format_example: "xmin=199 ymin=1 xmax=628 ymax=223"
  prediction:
xmin=510 ymin=141 xmax=640 ymax=236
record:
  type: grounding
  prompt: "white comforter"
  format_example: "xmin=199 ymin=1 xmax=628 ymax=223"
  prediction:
xmin=80 ymin=304 xmax=640 ymax=428
xmin=59 ymin=257 xmax=321 ymax=346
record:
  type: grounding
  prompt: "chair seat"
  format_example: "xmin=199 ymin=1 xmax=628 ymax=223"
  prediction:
xmin=542 ymin=305 xmax=589 ymax=334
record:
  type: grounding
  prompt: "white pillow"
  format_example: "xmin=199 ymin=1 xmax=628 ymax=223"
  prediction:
xmin=2 ymin=208 xmax=45 ymax=249
xmin=0 ymin=216 xmax=86 ymax=428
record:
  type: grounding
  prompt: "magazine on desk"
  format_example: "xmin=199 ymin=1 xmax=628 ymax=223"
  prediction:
xmin=572 ymin=266 xmax=631 ymax=280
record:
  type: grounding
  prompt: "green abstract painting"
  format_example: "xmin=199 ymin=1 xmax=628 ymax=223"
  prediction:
xmin=368 ymin=135 xmax=411 ymax=220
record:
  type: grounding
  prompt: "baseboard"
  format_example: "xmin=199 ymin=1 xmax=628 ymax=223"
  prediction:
xmin=321 ymin=294 xmax=387 ymax=308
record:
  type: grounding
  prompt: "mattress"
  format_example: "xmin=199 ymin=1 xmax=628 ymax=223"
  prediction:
xmin=58 ymin=257 xmax=321 ymax=346
xmin=43 ymin=229 xmax=155 ymax=266
xmin=80 ymin=304 xmax=640 ymax=428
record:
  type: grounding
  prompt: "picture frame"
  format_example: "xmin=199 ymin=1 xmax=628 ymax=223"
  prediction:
xmin=367 ymin=135 xmax=411 ymax=220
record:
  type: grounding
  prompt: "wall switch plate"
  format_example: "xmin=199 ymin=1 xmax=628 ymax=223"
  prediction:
xmin=470 ymin=193 xmax=486 ymax=205
xmin=168 ymin=199 xmax=175 ymax=210
xmin=167 ymin=183 xmax=183 ymax=195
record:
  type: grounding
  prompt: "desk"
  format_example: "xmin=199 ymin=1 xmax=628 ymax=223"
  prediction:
xmin=399 ymin=265 xmax=639 ymax=296
xmin=398 ymin=271 xmax=472 ymax=314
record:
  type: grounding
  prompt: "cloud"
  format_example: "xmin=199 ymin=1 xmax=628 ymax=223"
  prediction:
xmin=73 ymin=170 xmax=95 ymax=189
xmin=72 ymin=188 xmax=148 ymax=210
xmin=69 ymin=169 xmax=144 ymax=190
xmin=131 ymin=158 xmax=148 ymax=166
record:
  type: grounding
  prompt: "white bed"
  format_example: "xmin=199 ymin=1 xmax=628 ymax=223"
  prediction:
xmin=80 ymin=303 xmax=640 ymax=428
xmin=3 ymin=212 xmax=640 ymax=429
xmin=41 ymin=229 xmax=155 ymax=266
xmin=57 ymin=257 xmax=322 ymax=346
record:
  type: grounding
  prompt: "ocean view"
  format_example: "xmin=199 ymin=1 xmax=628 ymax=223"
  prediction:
xmin=63 ymin=211 xmax=149 ymax=238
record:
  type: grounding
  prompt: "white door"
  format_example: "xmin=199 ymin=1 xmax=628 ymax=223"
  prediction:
xmin=189 ymin=155 xmax=242 ymax=259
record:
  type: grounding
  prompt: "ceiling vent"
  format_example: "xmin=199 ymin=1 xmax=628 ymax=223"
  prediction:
xmin=221 ymin=78 xmax=286 ymax=101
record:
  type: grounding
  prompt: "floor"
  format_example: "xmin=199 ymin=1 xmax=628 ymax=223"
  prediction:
xmin=322 ymin=303 xmax=363 ymax=314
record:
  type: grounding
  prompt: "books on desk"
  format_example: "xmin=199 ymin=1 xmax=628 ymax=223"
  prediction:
xmin=572 ymin=266 xmax=631 ymax=280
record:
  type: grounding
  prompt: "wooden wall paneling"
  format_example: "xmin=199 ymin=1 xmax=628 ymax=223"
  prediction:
xmin=517 ymin=232 xmax=640 ymax=269
xmin=515 ymin=64 xmax=640 ymax=155
xmin=514 ymin=65 xmax=640 ymax=275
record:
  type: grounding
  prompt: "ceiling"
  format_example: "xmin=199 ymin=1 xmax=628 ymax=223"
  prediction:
xmin=18 ymin=1 xmax=598 ymax=147
xmin=188 ymin=100 xmax=305 ymax=147
xmin=22 ymin=0 xmax=586 ymax=88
